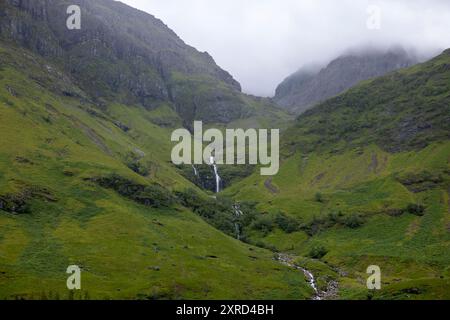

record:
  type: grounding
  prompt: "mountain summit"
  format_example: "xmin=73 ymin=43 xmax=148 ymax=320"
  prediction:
xmin=275 ymin=47 xmax=418 ymax=114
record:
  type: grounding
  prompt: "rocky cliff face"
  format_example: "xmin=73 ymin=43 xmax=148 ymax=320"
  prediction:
xmin=0 ymin=0 xmax=249 ymax=123
xmin=275 ymin=48 xmax=418 ymax=114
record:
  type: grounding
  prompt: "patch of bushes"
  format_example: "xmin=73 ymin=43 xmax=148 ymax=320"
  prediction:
xmin=177 ymin=189 xmax=244 ymax=237
xmin=303 ymin=214 xmax=339 ymax=236
xmin=308 ymin=245 xmax=328 ymax=259
xmin=91 ymin=174 xmax=174 ymax=208
xmin=396 ymin=171 xmax=445 ymax=193
xmin=0 ymin=193 xmax=30 ymax=214
xmin=0 ymin=186 xmax=56 ymax=214
xmin=406 ymin=203 xmax=426 ymax=216
xmin=250 ymin=215 xmax=275 ymax=236
xmin=124 ymin=152 xmax=150 ymax=177
xmin=176 ymin=189 xmax=265 ymax=240
xmin=301 ymin=211 xmax=365 ymax=236
xmin=343 ymin=213 xmax=365 ymax=229
xmin=274 ymin=212 xmax=301 ymax=233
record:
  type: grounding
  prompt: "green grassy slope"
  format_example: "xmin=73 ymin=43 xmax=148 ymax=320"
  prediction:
xmin=224 ymin=50 xmax=450 ymax=299
xmin=0 ymin=43 xmax=311 ymax=299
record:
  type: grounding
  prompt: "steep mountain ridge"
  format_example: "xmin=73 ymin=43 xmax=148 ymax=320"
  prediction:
xmin=275 ymin=48 xmax=418 ymax=114
xmin=0 ymin=0 xmax=286 ymax=125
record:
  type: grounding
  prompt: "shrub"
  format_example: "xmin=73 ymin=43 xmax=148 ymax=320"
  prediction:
xmin=343 ymin=213 xmax=365 ymax=229
xmin=124 ymin=152 xmax=149 ymax=177
xmin=315 ymin=192 xmax=324 ymax=203
xmin=275 ymin=212 xmax=300 ymax=233
xmin=250 ymin=215 xmax=274 ymax=236
xmin=308 ymin=245 xmax=328 ymax=259
xmin=406 ymin=203 xmax=426 ymax=216
xmin=327 ymin=211 xmax=343 ymax=223
xmin=92 ymin=174 xmax=174 ymax=208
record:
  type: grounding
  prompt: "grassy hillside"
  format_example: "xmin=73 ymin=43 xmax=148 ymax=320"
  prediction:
xmin=0 ymin=43 xmax=312 ymax=299
xmin=224 ymin=50 xmax=450 ymax=300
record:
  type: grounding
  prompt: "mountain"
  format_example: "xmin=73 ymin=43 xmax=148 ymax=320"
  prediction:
xmin=0 ymin=0 xmax=306 ymax=299
xmin=0 ymin=0 xmax=288 ymax=126
xmin=225 ymin=49 xmax=450 ymax=299
xmin=275 ymin=47 xmax=418 ymax=114
xmin=1 ymin=0 xmax=449 ymax=301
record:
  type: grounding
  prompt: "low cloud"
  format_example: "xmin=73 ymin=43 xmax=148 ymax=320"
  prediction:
xmin=121 ymin=0 xmax=450 ymax=96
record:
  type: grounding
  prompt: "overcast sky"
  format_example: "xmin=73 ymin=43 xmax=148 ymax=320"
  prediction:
xmin=121 ymin=0 xmax=450 ymax=97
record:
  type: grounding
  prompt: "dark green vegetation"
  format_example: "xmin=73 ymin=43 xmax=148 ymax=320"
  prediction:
xmin=0 ymin=0 xmax=306 ymax=299
xmin=226 ymin=50 xmax=450 ymax=299
xmin=283 ymin=50 xmax=450 ymax=154
xmin=177 ymin=163 xmax=254 ymax=193
xmin=0 ymin=41 xmax=312 ymax=299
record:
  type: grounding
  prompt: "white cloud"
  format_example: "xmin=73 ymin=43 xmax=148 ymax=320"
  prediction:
xmin=120 ymin=0 xmax=450 ymax=96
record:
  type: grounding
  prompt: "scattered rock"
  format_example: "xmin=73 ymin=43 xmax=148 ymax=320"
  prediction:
xmin=148 ymin=266 xmax=160 ymax=271
xmin=5 ymin=85 xmax=18 ymax=97
xmin=264 ymin=178 xmax=279 ymax=194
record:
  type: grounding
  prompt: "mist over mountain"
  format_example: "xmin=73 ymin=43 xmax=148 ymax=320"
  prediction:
xmin=122 ymin=0 xmax=450 ymax=96
xmin=274 ymin=47 xmax=419 ymax=114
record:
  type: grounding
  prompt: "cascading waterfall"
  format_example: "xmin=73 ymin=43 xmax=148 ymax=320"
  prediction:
xmin=192 ymin=165 xmax=199 ymax=177
xmin=276 ymin=254 xmax=322 ymax=300
xmin=210 ymin=156 xmax=221 ymax=193
xmin=232 ymin=204 xmax=244 ymax=240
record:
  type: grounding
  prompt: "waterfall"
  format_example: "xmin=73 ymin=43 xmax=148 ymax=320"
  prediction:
xmin=232 ymin=204 xmax=243 ymax=217
xmin=232 ymin=204 xmax=244 ymax=240
xmin=210 ymin=156 xmax=221 ymax=193
xmin=192 ymin=165 xmax=198 ymax=177
xmin=276 ymin=254 xmax=322 ymax=300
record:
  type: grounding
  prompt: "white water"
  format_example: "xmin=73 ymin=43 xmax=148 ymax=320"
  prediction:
xmin=232 ymin=204 xmax=244 ymax=240
xmin=192 ymin=165 xmax=198 ymax=177
xmin=232 ymin=204 xmax=243 ymax=217
xmin=302 ymin=269 xmax=319 ymax=295
xmin=210 ymin=156 xmax=221 ymax=193
xmin=276 ymin=254 xmax=322 ymax=300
